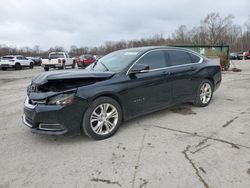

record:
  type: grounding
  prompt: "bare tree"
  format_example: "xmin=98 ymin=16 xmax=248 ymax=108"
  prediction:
xmin=173 ymin=25 xmax=189 ymax=44
xmin=201 ymin=12 xmax=234 ymax=45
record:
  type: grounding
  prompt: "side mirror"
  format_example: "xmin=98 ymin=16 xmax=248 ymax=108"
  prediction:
xmin=129 ymin=64 xmax=149 ymax=74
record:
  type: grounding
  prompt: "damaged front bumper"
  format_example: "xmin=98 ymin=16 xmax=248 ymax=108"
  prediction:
xmin=22 ymin=114 xmax=67 ymax=135
xmin=23 ymin=96 xmax=89 ymax=136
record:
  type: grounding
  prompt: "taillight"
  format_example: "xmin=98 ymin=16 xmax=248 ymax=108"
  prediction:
xmin=58 ymin=59 xmax=61 ymax=64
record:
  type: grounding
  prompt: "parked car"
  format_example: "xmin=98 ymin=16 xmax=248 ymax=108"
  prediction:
xmin=78 ymin=54 xmax=96 ymax=68
xmin=42 ymin=52 xmax=76 ymax=71
xmin=243 ymin=51 xmax=250 ymax=59
xmin=27 ymin=57 xmax=42 ymax=66
xmin=230 ymin=53 xmax=238 ymax=60
xmin=93 ymin=55 xmax=102 ymax=60
xmin=23 ymin=46 xmax=221 ymax=140
xmin=0 ymin=55 xmax=34 ymax=70
xmin=236 ymin=52 xmax=244 ymax=60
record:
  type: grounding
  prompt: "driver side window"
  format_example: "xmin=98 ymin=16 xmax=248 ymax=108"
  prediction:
xmin=136 ymin=50 xmax=166 ymax=70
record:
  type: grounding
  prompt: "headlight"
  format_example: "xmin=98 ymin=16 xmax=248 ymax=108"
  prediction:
xmin=48 ymin=93 xmax=75 ymax=105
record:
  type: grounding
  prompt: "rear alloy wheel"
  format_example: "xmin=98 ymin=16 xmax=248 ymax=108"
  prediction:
xmin=1 ymin=67 xmax=7 ymax=71
xmin=29 ymin=62 xmax=34 ymax=69
xmin=194 ymin=79 xmax=213 ymax=107
xmin=14 ymin=63 xmax=22 ymax=70
xmin=82 ymin=97 xmax=122 ymax=140
xmin=44 ymin=66 xmax=49 ymax=71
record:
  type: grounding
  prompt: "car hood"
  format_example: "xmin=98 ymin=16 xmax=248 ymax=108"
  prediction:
xmin=32 ymin=69 xmax=115 ymax=85
xmin=28 ymin=69 xmax=115 ymax=100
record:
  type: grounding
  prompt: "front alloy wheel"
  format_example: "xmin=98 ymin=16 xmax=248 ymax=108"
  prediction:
xmin=82 ymin=97 xmax=122 ymax=139
xmin=90 ymin=103 xmax=118 ymax=135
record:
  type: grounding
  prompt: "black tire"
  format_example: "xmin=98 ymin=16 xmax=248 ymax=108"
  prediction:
xmin=62 ymin=60 xmax=66 ymax=69
xmin=44 ymin=66 xmax=49 ymax=71
xmin=72 ymin=60 xmax=76 ymax=68
xmin=82 ymin=97 xmax=122 ymax=140
xmin=1 ymin=67 xmax=7 ymax=71
xmin=29 ymin=62 xmax=34 ymax=69
xmin=193 ymin=79 xmax=214 ymax=107
xmin=14 ymin=63 xmax=21 ymax=70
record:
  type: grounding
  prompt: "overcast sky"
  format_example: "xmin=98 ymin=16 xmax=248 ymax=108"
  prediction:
xmin=0 ymin=0 xmax=249 ymax=50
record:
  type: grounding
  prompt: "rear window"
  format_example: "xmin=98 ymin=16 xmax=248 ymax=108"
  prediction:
xmin=81 ymin=55 xmax=93 ymax=59
xmin=168 ymin=50 xmax=191 ymax=66
xmin=2 ymin=56 xmax=14 ymax=60
xmin=49 ymin=53 xmax=64 ymax=59
xmin=189 ymin=53 xmax=201 ymax=63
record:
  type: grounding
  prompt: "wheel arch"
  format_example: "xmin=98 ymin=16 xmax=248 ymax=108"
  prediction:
xmin=204 ymin=77 xmax=215 ymax=89
xmin=91 ymin=93 xmax=125 ymax=121
xmin=14 ymin=62 xmax=21 ymax=69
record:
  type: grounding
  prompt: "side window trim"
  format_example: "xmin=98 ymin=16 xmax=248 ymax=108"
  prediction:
xmin=127 ymin=49 xmax=203 ymax=75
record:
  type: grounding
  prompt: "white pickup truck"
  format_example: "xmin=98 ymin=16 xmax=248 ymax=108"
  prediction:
xmin=42 ymin=52 xmax=76 ymax=71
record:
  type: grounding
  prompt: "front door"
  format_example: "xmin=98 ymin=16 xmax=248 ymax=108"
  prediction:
xmin=123 ymin=50 xmax=172 ymax=118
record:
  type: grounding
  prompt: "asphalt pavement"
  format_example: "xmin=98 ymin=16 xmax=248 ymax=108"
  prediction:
xmin=0 ymin=61 xmax=250 ymax=188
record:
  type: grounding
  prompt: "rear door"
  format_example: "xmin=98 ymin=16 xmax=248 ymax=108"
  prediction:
xmin=16 ymin=56 xmax=24 ymax=65
xmin=166 ymin=50 xmax=201 ymax=103
xmin=23 ymin=56 xmax=30 ymax=66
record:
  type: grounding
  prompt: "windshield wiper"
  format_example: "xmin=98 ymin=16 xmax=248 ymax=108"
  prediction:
xmin=91 ymin=61 xmax=98 ymax=70
xmin=99 ymin=61 xmax=109 ymax=71
xmin=91 ymin=60 xmax=109 ymax=71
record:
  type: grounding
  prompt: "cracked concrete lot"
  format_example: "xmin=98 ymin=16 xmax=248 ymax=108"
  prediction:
xmin=0 ymin=60 xmax=250 ymax=188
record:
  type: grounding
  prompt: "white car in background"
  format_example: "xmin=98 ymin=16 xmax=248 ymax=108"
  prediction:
xmin=42 ymin=52 xmax=76 ymax=71
xmin=0 ymin=55 xmax=34 ymax=70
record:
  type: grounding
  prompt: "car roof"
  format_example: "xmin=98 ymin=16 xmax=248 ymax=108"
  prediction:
xmin=117 ymin=46 xmax=196 ymax=53
xmin=3 ymin=55 xmax=23 ymax=57
xmin=49 ymin=52 xmax=65 ymax=54
xmin=80 ymin=54 xmax=93 ymax=56
xmin=115 ymin=46 xmax=205 ymax=58
xmin=3 ymin=55 xmax=14 ymax=57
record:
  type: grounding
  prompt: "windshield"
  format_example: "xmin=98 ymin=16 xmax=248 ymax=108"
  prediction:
xmin=86 ymin=50 xmax=140 ymax=72
xmin=49 ymin=53 xmax=64 ymax=59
